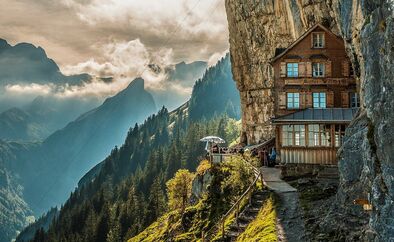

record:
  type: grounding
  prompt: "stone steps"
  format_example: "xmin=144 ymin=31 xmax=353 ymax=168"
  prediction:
xmin=223 ymin=190 xmax=269 ymax=241
xmin=317 ymin=167 xmax=339 ymax=179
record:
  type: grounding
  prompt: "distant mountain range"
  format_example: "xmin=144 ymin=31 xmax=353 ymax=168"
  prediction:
xmin=16 ymin=54 xmax=241 ymax=242
xmin=0 ymin=39 xmax=90 ymax=86
xmin=19 ymin=78 xmax=156 ymax=213
xmin=0 ymin=38 xmax=233 ymax=242
xmin=0 ymin=77 xmax=157 ymax=241
xmin=0 ymin=38 xmax=207 ymax=142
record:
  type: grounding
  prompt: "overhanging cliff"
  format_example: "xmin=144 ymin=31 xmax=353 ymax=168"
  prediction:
xmin=225 ymin=0 xmax=394 ymax=240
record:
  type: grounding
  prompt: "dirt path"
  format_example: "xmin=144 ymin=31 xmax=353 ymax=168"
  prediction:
xmin=261 ymin=167 xmax=307 ymax=242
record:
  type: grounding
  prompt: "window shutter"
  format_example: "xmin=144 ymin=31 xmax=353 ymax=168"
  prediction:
xmin=280 ymin=62 xmax=286 ymax=77
xmin=306 ymin=62 xmax=312 ymax=77
xmin=305 ymin=92 xmax=313 ymax=107
xmin=298 ymin=62 xmax=306 ymax=77
xmin=342 ymin=60 xmax=350 ymax=77
xmin=341 ymin=91 xmax=349 ymax=107
xmin=311 ymin=34 xmax=314 ymax=48
xmin=327 ymin=91 xmax=334 ymax=107
xmin=326 ymin=61 xmax=332 ymax=77
xmin=299 ymin=92 xmax=306 ymax=108
xmin=279 ymin=92 xmax=286 ymax=109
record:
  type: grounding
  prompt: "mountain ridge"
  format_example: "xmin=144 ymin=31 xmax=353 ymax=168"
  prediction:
xmin=0 ymin=38 xmax=90 ymax=86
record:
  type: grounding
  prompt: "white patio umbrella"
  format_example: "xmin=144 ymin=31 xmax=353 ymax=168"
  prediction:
xmin=200 ymin=136 xmax=226 ymax=152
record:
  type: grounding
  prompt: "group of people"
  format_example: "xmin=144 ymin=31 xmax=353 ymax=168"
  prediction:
xmin=210 ymin=144 xmax=244 ymax=155
xmin=251 ymin=147 xmax=276 ymax=167
xmin=207 ymin=143 xmax=277 ymax=167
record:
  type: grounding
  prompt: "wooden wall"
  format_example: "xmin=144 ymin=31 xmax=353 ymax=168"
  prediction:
xmin=280 ymin=147 xmax=337 ymax=165
xmin=272 ymin=26 xmax=358 ymax=117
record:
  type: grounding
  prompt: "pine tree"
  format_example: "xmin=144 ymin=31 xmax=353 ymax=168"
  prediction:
xmin=166 ymin=169 xmax=195 ymax=213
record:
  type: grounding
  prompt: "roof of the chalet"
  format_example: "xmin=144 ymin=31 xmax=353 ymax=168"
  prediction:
xmin=272 ymin=108 xmax=359 ymax=124
xmin=271 ymin=24 xmax=343 ymax=63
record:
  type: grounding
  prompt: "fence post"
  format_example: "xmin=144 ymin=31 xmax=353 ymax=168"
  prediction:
xmin=222 ymin=219 xmax=225 ymax=239
xmin=260 ymin=172 xmax=264 ymax=187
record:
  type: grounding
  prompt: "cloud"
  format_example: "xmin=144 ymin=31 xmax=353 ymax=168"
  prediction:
xmin=0 ymin=0 xmax=226 ymax=108
xmin=62 ymin=39 xmax=175 ymax=94
xmin=5 ymin=83 xmax=54 ymax=96
xmin=0 ymin=0 xmax=228 ymax=66
xmin=207 ymin=50 xmax=228 ymax=67
xmin=62 ymin=0 xmax=226 ymax=39
xmin=4 ymin=39 xmax=192 ymax=101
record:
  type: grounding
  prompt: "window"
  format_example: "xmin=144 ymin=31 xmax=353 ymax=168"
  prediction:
xmin=350 ymin=92 xmax=360 ymax=108
xmin=313 ymin=63 xmax=325 ymax=77
xmin=287 ymin=93 xmax=300 ymax=109
xmin=335 ymin=125 xmax=347 ymax=147
xmin=308 ymin=124 xmax=320 ymax=147
xmin=312 ymin=33 xmax=325 ymax=48
xmin=308 ymin=124 xmax=331 ymax=147
xmin=321 ymin=124 xmax=331 ymax=147
xmin=287 ymin=63 xmax=299 ymax=77
xmin=294 ymin=125 xmax=306 ymax=146
xmin=282 ymin=125 xmax=293 ymax=146
xmin=282 ymin=125 xmax=305 ymax=147
xmin=313 ymin=92 xmax=326 ymax=108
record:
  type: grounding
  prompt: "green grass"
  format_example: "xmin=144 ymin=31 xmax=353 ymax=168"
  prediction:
xmin=128 ymin=211 xmax=180 ymax=242
xmin=129 ymin=158 xmax=256 ymax=241
xmin=236 ymin=195 xmax=278 ymax=242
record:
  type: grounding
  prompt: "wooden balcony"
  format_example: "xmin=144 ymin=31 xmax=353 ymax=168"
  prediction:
xmin=284 ymin=78 xmax=356 ymax=86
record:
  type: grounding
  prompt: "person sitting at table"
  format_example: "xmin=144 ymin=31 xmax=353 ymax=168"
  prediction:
xmin=212 ymin=144 xmax=219 ymax=153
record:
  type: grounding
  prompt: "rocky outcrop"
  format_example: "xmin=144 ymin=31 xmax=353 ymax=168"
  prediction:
xmin=225 ymin=0 xmax=394 ymax=240
xmin=190 ymin=170 xmax=213 ymax=203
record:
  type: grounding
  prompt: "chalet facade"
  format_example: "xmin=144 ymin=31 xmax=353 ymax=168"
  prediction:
xmin=271 ymin=24 xmax=359 ymax=165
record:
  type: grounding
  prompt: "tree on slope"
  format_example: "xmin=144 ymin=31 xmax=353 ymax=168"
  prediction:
xmin=166 ymin=169 xmax=195 ymax=213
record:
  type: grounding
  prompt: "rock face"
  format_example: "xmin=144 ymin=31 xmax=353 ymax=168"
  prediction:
xmin=190 ymin=170 xmax=213 ymax=204
xmin=225 ymin=0 xmax=394 ymax=241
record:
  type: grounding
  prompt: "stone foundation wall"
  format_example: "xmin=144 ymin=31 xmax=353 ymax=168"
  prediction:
xmin=279 ymin=164 xmax=330 ymax=178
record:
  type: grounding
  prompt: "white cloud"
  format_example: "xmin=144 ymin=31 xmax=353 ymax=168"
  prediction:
xmin=61 ymin=0 xmax=227 ymax=43
xmin=207 ymin=50 xmax=228 ymax=67
xmin=5 ymin=83 xmax=54 ymax=95
xmin=61 ymin=39 xmax=175 ymax=94
xmin=6 ymin=39 xmax=193 ymax=100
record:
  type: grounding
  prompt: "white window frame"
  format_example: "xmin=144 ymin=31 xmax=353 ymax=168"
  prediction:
xmin=313 ymin=92 xmax=326 ymax=108
xmin=286 ymin=63 xmax=299 ymax=77
xmin=282 ymin=125 xmax=306 ymax=147
xmin=313 ymin=63 xmax=325 ymax=77
xmin=308 ymin=124 xmax=331 ymax=147
xmin=350 ymin=92 xmax=360 ymax=108
xmin=287 ymin=93 xmax=300 ymax=109
xmin=335 ymin=124 xmax=346 ymax=147
xmin=312 ymin=33 xmax=325 ymax=48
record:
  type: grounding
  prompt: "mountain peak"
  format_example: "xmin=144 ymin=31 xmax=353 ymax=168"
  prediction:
xmin=0 ymin=38 xmax=10 ymax=50
xmin=128 ymin=77 xmax=145 ymax=90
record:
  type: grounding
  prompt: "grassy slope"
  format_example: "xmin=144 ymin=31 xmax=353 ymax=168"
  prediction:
xmin=128 ymin=156 xmax=255 ymax=241
xmin=237 ymin=194 xmax=278 ymax=242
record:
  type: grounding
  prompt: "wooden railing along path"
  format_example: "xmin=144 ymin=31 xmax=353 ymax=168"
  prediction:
xmin=201 ymin=157 xmax=263 ymax=241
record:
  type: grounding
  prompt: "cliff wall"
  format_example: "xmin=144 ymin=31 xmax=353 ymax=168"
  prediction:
xmin=225 ymin=0 xmax=394 ymax=240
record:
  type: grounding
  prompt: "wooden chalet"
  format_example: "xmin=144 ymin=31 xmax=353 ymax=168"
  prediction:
xmin=270 ymin=24 xmax=359 ymax=165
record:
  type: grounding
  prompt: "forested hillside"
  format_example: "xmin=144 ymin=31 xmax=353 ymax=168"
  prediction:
xmin=189 ymin=54 xmax=240 ymax=121
xmin=19 ymin=55 xmax=241 ymax=242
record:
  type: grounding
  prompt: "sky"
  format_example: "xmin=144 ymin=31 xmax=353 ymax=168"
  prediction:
xmin=0 ymin=0 xmax=229 ymax=108
xmin=0 ymin=0 xmax=228 ymax=68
